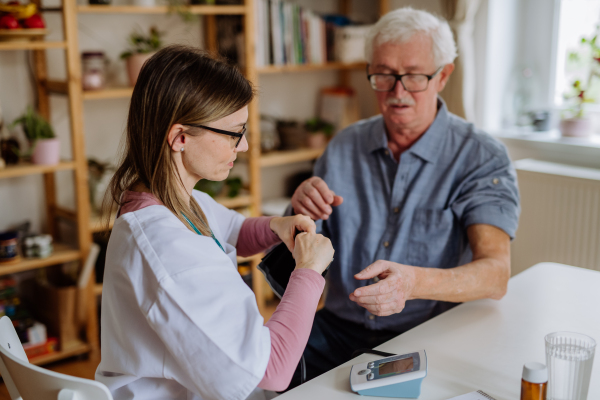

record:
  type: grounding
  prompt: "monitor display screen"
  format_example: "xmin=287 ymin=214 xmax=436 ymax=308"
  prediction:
xmin=378 ymin=357 xmax=414 ymax=377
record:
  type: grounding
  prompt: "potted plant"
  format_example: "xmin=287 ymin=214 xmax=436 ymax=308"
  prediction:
xmin=120 ymin=26 xmax=163 ymax=87
xmin=11 ymin=107 xmax=59 ymax=165
xmin=305 ymin=117 xmax=334 ymax=149
xmin=560 ymin=80 xmax=595 ymax=137
xmin=560 ymin=31 xmax=600 ymax=137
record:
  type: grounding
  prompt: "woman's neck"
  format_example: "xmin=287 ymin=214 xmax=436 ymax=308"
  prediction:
xmin=131 ymin=182 xmax=152 ymax=193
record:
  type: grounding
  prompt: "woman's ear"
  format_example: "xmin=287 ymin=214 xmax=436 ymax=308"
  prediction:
xmin=167 ymin=124 xmax=187 ymax=152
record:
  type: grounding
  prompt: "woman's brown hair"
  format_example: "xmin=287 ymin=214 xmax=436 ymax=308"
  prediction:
xmin=103 ymin=45 xmax=254 ymax=235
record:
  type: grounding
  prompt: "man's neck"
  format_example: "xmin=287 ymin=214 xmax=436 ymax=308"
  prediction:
xmin=384 ymin=106 xmax=439 ymax=162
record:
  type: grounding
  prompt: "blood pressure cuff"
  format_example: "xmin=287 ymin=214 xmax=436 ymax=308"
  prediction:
xmin=257 ymin=242 xmax=330 ymax=299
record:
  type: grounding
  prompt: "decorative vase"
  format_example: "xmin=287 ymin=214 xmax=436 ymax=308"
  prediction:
xmin=125 ymin=53 xmax=155 ymax=87
xmin=31 ymin=138 xmax=60 ymax=165
xmin=559 ymin=117 xmax=593 ymax=138
xmin=306 ymin=132 xmax=327 ymax=149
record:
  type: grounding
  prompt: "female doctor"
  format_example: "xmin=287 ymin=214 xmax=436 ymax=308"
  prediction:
xmin=96 ymin=45 xmax=334 ymax=400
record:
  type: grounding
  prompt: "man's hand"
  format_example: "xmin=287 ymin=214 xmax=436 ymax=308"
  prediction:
xmin=349 ymin=260 xmax=417 ymax=317
xmin=291 ymin=177 xmax=343 ymax=220
xmin=269 ymin=215 xmax=316 ymax=252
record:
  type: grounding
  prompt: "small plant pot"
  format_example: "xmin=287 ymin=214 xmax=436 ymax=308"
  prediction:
xmin=306 ymin=132 xmax=327 ymax=149
xmin=125 ymin=53 xmax=155 ymax=87
xmin=277 ymin=121 xmax=307 ymax=150
xmin=559 ymin=117 xmax=593 ymax=138
xmin=31 ymin=138 xmax=60 ymax=165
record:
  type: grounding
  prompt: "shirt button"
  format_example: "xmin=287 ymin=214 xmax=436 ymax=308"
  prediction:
xmin=393 ymin=207 xmax=399 ymax=213
xmin=383 ymin=241 xmax=389 ymax=248
xmin=368 ymin=315 xmax=375 ymax=320
xmin=373 ymin=276 xmax=380 ymax=283
xmin=493 ymin=178 xmax=499 ymax=184
xmin=384 ymin=150 xmax=389 ymax=156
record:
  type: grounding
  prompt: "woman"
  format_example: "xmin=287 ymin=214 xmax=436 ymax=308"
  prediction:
xmin=96 ymin=45 xmax=334 ymax=400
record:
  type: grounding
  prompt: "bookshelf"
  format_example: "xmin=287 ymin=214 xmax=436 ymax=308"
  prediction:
xmin=243 ymin=0 xmax=391 ymax=310
xmin=0 ymin=0 xmax=97 ymax=365
xmin=0 ymin=41 xmax=67 ymax=51
xmin=0 ymin=161 xmax=76 ymax=179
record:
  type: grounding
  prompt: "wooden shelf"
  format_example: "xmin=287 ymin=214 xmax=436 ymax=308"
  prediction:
xmin=30 ymin=339 xmax=91 ymax=366
xmin=0 ymin=161 xmax=76 ymax=179
xmin=83 ymin=87 xmax=133 ymax=100
xmin=0 ymin=243 xmax=80 ymax=276
xmin=0 ymin=41 xmax=67 ymax=51
xmin=77 ymin=5 xmax=246 ymax=15
xmin=258 ymin=147 xmax=325 ymax=167
xmin=257 ymin=62 xmax=366 ymax=74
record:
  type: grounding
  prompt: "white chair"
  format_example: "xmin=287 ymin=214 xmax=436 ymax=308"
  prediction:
xmin=0 ymin=316 xmax=112 ymax=400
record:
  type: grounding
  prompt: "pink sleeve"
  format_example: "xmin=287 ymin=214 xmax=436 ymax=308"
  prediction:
xmin=236 ymin=216 xmax=282 ymax=257
xmin=258 ymin=269 xmax=325 ymax=391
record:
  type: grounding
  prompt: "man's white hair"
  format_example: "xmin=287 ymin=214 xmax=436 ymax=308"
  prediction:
xmin=365 ymin=7 xmax=457 ymax=66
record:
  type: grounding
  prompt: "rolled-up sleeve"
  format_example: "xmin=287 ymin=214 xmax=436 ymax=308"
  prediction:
xmin=451 ymin=145 xmax=521 ymax=239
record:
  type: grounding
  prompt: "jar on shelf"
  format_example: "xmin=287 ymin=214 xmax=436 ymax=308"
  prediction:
xmin=23 ymin=234 xmax=53 ymax=258
xmin=0 ymin=231 xmax=19 ymax=264
xmin=81 ymin=51 xmax=107 ymax=91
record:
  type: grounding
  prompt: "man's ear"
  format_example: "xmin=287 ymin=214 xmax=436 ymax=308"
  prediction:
xmin=436 ymin=63 xmax=455 ymax=92
xmin=167 ymin=124 xmax=186 ymax=152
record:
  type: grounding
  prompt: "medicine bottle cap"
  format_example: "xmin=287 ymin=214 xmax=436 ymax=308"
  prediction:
xmin=522 ymin=362 xmax=548 ymax=384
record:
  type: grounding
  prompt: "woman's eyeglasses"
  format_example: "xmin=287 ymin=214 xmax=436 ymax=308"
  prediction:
xmin=187 ymin=124 xmax=247 ymax=148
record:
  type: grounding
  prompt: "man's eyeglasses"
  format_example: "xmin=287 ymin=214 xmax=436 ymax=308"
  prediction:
xmin=187 ymin=124 xmax=247 ymax=148
xmin=367 ymin=66 xmax=443 ymax=93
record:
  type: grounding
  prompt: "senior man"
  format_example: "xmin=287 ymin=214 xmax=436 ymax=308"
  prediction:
xmin=287 ymin=7 xmax=520 ymax=388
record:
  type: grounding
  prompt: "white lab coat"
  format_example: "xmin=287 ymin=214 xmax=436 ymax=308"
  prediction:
xmin=96 ymin=190 xmax=272 ymax=400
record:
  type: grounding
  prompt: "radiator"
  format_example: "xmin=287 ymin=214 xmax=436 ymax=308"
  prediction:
xmin=511 ymin=159 xmax=600 ymax=275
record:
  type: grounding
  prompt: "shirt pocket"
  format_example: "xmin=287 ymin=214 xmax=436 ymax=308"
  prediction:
xmin=407 ymin=208 xmax=458 ymax=268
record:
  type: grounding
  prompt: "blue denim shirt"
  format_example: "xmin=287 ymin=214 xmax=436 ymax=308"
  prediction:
xmin=314 ymin=99 xmax=520 ymax=333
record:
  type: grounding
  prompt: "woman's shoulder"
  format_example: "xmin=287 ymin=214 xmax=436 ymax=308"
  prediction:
xmin=112 ymin=207 xmax=233 ymax=278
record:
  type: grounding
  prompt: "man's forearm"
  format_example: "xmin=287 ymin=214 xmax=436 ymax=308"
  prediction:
xmin=409 ymin=256 xmax=510 ymax=303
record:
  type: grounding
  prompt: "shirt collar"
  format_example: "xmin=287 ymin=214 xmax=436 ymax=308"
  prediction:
xmin=368 ymin=97 xmax=449 ymax=164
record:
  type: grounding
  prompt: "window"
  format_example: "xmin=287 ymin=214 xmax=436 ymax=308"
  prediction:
xmin=554 ymin=0 xmax=600 ymax=107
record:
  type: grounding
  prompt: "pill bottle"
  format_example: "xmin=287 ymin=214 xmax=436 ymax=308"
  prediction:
xmin=521 ymin=362 xmax=547 ymax=400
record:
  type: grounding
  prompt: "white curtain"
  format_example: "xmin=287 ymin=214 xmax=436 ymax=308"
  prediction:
xmin=440 ymin=0 xmax=481 ymax=122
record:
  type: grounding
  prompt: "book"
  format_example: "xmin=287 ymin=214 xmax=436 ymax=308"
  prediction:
xmin=446 ymin=390 xmax=497 ymax=400
xmin=24 ymin=337 xmax=59 ymax=360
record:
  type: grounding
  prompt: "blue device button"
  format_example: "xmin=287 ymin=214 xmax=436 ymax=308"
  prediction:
xmin=367 ymin=362 xmax=375 ymax=368
xmin=367 ymin=373 xmax=374 ymax=381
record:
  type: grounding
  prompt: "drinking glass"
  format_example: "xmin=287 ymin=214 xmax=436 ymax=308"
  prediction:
xmin=545 ymin=332 xmax=596 ymax=400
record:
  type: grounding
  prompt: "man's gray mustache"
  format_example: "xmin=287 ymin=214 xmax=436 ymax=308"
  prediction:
xmin=386 ymin=97 xmax=416 ymax=106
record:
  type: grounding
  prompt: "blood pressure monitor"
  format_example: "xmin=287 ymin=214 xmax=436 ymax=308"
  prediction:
xmin=350 ymin=350 xmax=427 ymax=398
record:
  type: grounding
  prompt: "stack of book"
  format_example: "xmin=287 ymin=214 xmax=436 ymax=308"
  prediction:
xmin=255 ymin=0 xmax=339 ymax=67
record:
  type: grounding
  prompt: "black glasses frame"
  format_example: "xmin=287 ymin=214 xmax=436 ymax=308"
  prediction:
xmin=366 ymin=65 xmax=443 ymax=93
xmin=187 ymin=124 xmax=247 ymax=148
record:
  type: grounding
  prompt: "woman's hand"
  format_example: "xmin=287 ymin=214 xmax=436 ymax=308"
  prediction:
xmin=269 ymin=215 xmax=316 ymax=252
xmin=293 ymin=233 xmax=334 ymax=275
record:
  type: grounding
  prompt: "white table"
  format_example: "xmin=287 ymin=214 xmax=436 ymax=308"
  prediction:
xmin=278 ymin=263 xmax=600 ymax=400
